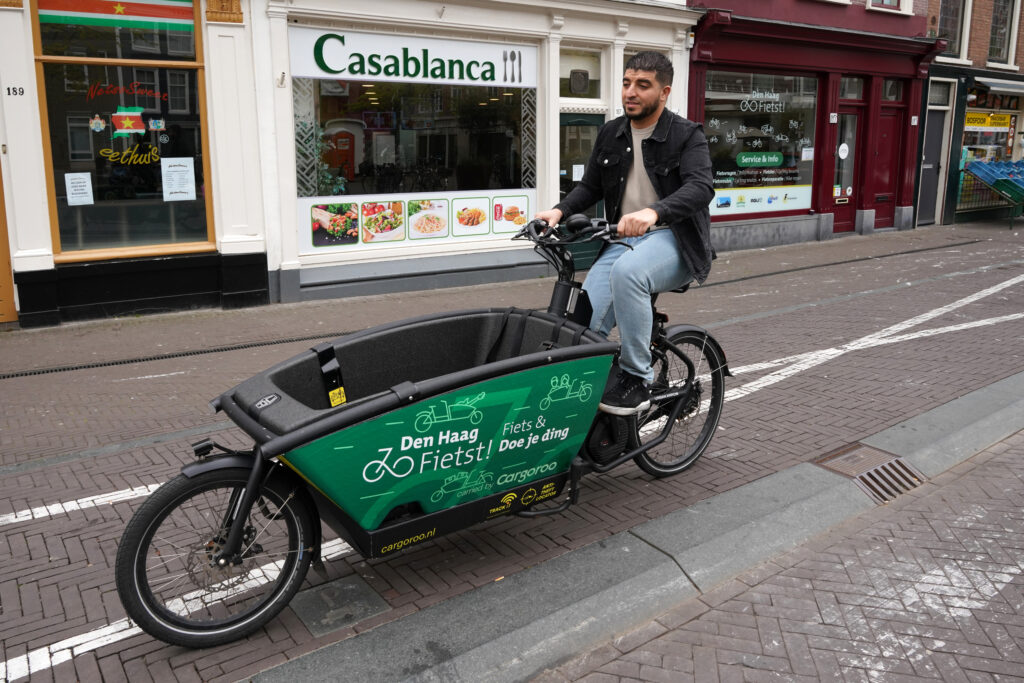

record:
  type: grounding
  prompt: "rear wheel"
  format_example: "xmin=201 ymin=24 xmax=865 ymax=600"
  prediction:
xmin=632 ymin=331 xmax=725 ymax=477
xmin=115 ymin=467 xmax=315 ymax=648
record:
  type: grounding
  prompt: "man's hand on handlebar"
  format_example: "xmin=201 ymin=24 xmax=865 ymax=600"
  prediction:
xmin=617 ymin=208 xmax=659 ymax=237
xmin=533 ymin=208 xmax=564 ymax=227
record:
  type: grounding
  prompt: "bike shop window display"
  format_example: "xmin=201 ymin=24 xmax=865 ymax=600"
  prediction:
xmin=289 ymin=26 xmax=537 ymax=253
xmin=704 ymin=70 xmax=818 ymax=217
xmin=36 ymin=1 xmax=209 ymax=253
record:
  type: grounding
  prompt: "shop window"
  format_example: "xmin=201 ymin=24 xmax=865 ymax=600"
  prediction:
xmin=839 ymin=77 xmax=864 ymax=100
xmin=882 ymin=79 xmax=904 ymax=102
xmin=937 ymin=0 xmax=970 ymax=60
xmin=35 ymin=1 xmax=209 ymax=256
xmin=988 ymin=0 xmax=1019 ymax=64
xmin=294 ymin=79 xmax=533 ymax=198
xmin=704 ymin=70 xmax=818 ymax=217
xmin=43 ymin=63 xmax=207 ymax=251
xmin=561 ymin=48 xmax=601 ymax=99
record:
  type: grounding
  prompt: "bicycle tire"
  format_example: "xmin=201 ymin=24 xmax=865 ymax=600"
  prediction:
xmin=115 ymin=467 xmax=315 ymax=648
xmin=631 ymin=330 xmax=725 ymax=477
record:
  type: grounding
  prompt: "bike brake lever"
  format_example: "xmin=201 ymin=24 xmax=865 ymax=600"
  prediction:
xmin=582 ymin=227 xmax=634 ymax=250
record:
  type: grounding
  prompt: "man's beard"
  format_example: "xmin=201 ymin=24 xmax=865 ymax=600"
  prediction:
xmin=625 ymin=100 xmax=658 ymax=121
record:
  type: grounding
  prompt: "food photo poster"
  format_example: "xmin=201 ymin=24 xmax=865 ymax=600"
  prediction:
xmin=299 ymin=190 xmax=536 ymax=254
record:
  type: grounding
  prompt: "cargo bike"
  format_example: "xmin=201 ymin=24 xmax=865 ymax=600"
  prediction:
xmin=114 ymin=215 xmax=731 ymax=647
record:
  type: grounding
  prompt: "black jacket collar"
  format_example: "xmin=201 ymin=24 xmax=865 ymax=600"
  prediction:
xmin=614 ymin=107 xmax=673 ymax=142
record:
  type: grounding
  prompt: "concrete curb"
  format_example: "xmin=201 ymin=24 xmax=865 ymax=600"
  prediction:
xmin=254 ymin=369 xmax=1024 ymax=683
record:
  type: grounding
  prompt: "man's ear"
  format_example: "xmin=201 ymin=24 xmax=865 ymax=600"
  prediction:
xmin=660 ymin=84 xmax=671 ymax=103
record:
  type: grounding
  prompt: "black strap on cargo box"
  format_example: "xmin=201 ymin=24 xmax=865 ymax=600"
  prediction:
xmin=486 ymin=307 xmax=529 ymax=363
xmin=312 ymin=342 xmax=347 ymax=407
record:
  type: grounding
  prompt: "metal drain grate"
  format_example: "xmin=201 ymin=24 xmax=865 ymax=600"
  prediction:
xmin=816 ymin=444 xmax=926 ymax=504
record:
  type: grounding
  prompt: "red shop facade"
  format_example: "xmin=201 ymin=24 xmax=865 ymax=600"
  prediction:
xmin=689 ymin=10 xmax=944 ymax=247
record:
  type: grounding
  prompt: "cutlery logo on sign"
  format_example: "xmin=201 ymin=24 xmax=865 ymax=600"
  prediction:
xmin=502 ymin=49 xmax=523 ymax=84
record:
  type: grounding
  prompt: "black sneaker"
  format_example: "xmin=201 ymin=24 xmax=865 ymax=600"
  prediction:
xmin=599 ymin=369 xmax=651 ymax=415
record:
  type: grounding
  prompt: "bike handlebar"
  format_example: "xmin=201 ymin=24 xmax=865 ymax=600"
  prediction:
xmin=513 ymin=214 xmax=625 ymax=247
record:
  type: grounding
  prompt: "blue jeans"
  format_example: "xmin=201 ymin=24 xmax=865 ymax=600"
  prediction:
xmin=582 ymin=230 xmax=693 ymax=382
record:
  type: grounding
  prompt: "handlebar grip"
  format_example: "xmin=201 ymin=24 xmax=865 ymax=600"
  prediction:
xmin=562 ymin=213 xmax=593 ymax=234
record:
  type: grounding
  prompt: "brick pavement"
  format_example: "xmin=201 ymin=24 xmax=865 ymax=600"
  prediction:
xmin=536 ymin=428 xmax=1024 ymax=683
xmin=2 ymin=222 xmax=1024 ymax=681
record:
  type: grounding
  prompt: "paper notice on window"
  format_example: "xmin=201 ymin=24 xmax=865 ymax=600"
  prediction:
xmin=65 ymin=172 xmax=94 ymax=206
xmin=161 ymin=157 xmax=196 ymax=202
xmin=572 ymin=164 xmax=585 ymax=181
xmin=801 ymin=147 xmax=814 ymax=162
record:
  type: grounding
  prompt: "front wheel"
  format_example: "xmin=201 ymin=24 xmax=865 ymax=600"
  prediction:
xmin=632 ymin=331 xmax=726 ymax=477
xmin=115 ymin=467 xmax=315 ymax=648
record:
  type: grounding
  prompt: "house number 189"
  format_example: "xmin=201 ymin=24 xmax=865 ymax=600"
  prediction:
xmin=6 ymin=87 xmax=25 ymax=96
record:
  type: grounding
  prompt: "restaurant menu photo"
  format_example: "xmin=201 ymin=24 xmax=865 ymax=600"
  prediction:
xmin=451 ymin=197 xmax=490 ymax=237
xmin=491 ymin=195 xmax=529 ymax=234
xmin=408 ymin=199 xmax=449 ymax=240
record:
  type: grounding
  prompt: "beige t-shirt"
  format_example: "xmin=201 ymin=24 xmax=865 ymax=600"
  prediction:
xmin=620 ymin=122 xmax=659 ymax=217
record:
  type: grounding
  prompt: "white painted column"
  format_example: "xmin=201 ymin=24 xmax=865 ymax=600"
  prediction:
xmin=0 ymin=5 xmax=55 ymax=272
xmin=539 ymin=24 xmax=563 ymax=212
xmin=264 ymin=4 xmax=300 ymax=273
xmin=204 ymin=6 xmax=267 ymax=256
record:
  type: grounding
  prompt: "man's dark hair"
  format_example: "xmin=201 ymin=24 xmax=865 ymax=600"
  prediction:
xmin=624 ymin=51 xmax=673 ymax=87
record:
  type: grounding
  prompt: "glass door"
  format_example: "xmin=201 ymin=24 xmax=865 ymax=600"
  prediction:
xmin=559 ymin=113 xmax=604 ymax=218
xmin=832 ymin=110 xmax=860 ymax=232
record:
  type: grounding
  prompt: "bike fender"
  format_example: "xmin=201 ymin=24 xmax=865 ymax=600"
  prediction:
xmin=664 ymin=323 xmax=732 ymax=377
xmin=180 ymin=453 xmax=256 ymax=478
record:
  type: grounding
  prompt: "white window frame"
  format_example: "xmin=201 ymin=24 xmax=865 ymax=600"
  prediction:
xmin=133 ymin=67 xmax=160 ymax=111
xmin=866 ymin=0 xmax=914 ymax=16
xmin=986 ymin=0 xmax=1022 ymax=70
xmin=166 ymin=30 xmax=194 ymax=57
xmin=130 ymin=28 xmax=160 ymax=53
xmin=167 ymin=70 xmax=190 ymax=113
xmin=936 ymin=0 xmax=974 ymax=65
xmin=67 ymin=115 xmax=93 ymax=162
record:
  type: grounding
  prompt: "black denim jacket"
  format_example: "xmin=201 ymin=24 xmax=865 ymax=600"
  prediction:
xmin=554 ymin=108 xmax=716 ymax=283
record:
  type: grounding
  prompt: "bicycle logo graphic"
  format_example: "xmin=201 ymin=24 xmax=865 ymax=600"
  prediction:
xmin=539 ymin=374 xmax=592 ymax=411
xmin=362 ymin=447 xmax=415 ymax=483
xmin=414 ymin=391 xmax=486 ymax=433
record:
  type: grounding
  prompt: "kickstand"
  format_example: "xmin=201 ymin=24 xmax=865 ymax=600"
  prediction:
xmin=515 ymin=457 xmax=587 ymax=517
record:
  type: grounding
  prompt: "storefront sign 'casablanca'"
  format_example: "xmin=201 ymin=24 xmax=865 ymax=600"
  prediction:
xmin=289 ymin=26 xmax=536 ymax=88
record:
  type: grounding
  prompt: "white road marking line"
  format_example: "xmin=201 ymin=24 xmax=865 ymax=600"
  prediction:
xmin=4 ymin=272 xmax=1023 ymax=679
xmin=0 ymin=484 xmax=162 ymax=527
xmin=0 ymin=538 xmax=353 ymax=682
xmin=113 ymin=371 xmax=188 ymax=382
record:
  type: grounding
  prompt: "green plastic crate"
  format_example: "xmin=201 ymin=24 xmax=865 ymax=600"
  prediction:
xmin=993 ymin=179 xmax=1024 ymax=204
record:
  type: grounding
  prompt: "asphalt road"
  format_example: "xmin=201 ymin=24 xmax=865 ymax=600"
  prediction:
xmin=1 ymin=220 xmax=1023 ymax=682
